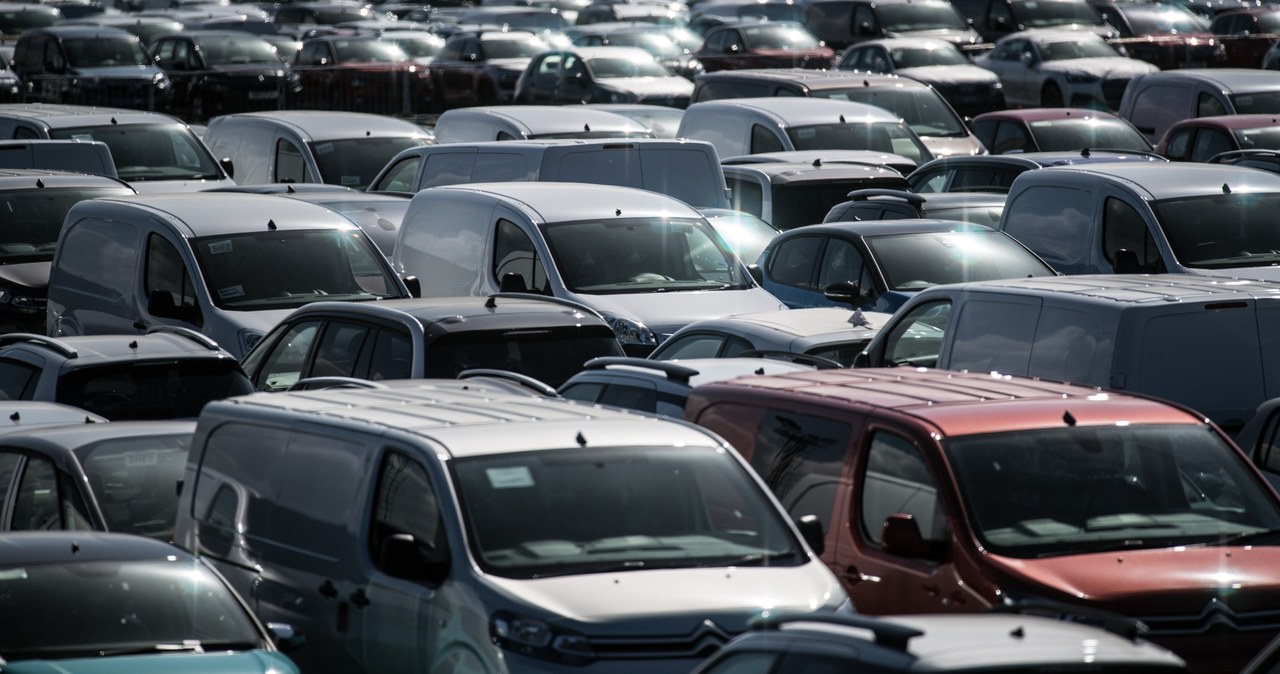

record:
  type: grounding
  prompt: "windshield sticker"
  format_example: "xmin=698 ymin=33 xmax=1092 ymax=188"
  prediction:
xmin=67 ymin=133 xmax=94 ymax=142
xmin=797 ymin=128 xmax=816 ymax=138
xmin=314 ymin=142 xmax=335 ymax=155
xmin=218 ymin=285 xmax=245 ymax=300
xmin=340 ymin=175 xmax=361 ymax=186
xmin=125 ymin=451 xmax=159 ymax=467
xmin=486 ymin=466 xmax=534 ymax=489
xmin=1237 ymin=96 xmax=1253 ymax=107
xmin=207 ymin=240 xmax=233 ymax=254
xmin=0 ymin=568 xmax=27 ymax=581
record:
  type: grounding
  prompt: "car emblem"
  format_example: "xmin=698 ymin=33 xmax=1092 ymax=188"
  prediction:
xmin=258 ymin=75 xmax=265 ymax=82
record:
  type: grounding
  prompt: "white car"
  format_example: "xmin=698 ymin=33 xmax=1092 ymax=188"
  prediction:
xmin=974 ymin=30 xmax=1158 ymax=109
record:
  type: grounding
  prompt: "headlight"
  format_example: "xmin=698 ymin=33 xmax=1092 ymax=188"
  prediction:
xmin=991 ymin=81 xmax=1003 ymax=90
xmin=238 ymin=329 xmax=265 ymax=355
xmin=603 ymin=314 xmax=656 ymax=346
xmin=0 ymin=289 xmax=42 ymax=313
xmin=490 ymin=611 xmax=595 ymax=665
xmin=1066 ymin=72 xmax=1100 ymax=83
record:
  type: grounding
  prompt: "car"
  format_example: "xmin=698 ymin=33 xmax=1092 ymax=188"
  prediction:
xmin=433 ymin=105 xmax=654 ymax=143
xmin=951 ymin=0 xmax=1117 ymax=42
xmin=974 ymin=30 xmax=1159 ymax=111
xmin=1097 ymin=3 xmax=1225 ymax=69
xmin=62 ymin=14 xmax=185 ymax=47
xmin=691 ymin=613 xmax=1189 ymax=674
xmin=1119 ymin=68 xmax=1280 ymax=144
xmin=568 ymin=22 xmax=705 ymax=79
xmin=10 ymin=26 xmax=171 ymax=111
xmin=836 ymin=38 xmax=1004 ymax=118
xmin=1156 ymin=114 xmax=1280 ymax=163
xmin=0 ymin=104 xmax=235 ymax=193
xmin=691 ymin=69 xmax=985 ymax=157
xmin=395 ymin=182 xmax=784 ymax=354
xmin=0 ymin=43 xmax=20 ymax=103
xmin=559 ymin=355 xmax=820 ymax=416
xmin=699 ymin=207 xmax=781 ymax=264
xmin=0 ymin=3 xmax=61 ymax=36
xmin=824 ymin=189 xmax=1009 ymax=228
xmin=756 ymin=219 xmax=1056 ymax=311
xmin=1209 ymin=6 xmax=1280 ymax=67
xmin=580 ymin=102 xmax=686 ymax=137
xmin=151 ymin=31 xmax=297 ymax=124
xmin=0 ymin=329 xmax=253 ymax=420
xmin=0 ymin=532 xmax=300 ymax=673
xmin=290 ymin=34 xmax=432 ymax=115
xmin=430 ymin=29 xmax=553 ymax=108
xmin=685 ymin=365 xmax=1280 ymax=674
xmin=803 ymin=0 xmax=983 ymax=52
xmin=722 ymin=159 xmax=911 ymax=229
xmin=648 ymin=306 xmax=889 ymax=365
xmin=201 ymin=110 xmax=430 ymax=190
xmin=722 ymin=148 xmax=921 ymax=177
xmin=906 ymin=148 xmax=1166 ymax=193
xmin=515 ymin=46 xmax=694 ymax=107
xmin=694 ymin=21 xmax=835 ymax=72
xmin=240 ymin=294 xmax=625 ymax=390
xmin=1209 ymin=148 xmax=1280 ymax=174
xmin=972 ymin=108 xmax=1153 ymax=154
xmin=271 ymin=190 xmax=410 ymax=257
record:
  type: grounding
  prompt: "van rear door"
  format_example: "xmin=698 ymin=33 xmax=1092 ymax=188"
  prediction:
xmin=0 ymin=140 xmax=117 ymax=177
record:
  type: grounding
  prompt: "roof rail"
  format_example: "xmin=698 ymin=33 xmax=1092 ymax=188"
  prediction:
xmin=581 ymin=356 xmax=700 ymax=384
xmin=1074 ymin=147 xmax=1165 ymax=161
xmin=844 ymin=188 xmax=926 ymax=204
xmin=485 ymin=292 xmax=607 ymax=322
xmin=457 ymin=369 xmax=559 ymax=397
xmin=994 ymin=599 xmax=1148 ymax=642
xmin=288 ymin=377 xmax=388 ymax=391
xmin=0 ymin=333 xmax=77 ymax=359
xmin=739 ymin=349 xmax=843 ymax=370
xmin=747 ymin=613 xmax=924 ymax=652
xmin=145 ymin=325 xmax=220 ymax=350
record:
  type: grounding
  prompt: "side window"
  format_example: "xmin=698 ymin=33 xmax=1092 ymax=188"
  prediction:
xmin=144 ymin=233 xmax=201 ymax=326
xmin=54 ymin=218 xmax=137 ymax=301
xmin=11 ymin=457 xmax=90 ymax=532
xmin=1191 ymin=128 xmax=1233 ymax=162
xmin=1102 ymin=197 xmax=1161 ymax=272
xmin=1197 ymin=92 xmax=1227 ymax=118
xmin=421 ymin=153 xmax=476 ymax=188
xmin=860 ymin=430 xmax=948 ymax=547
xmin=911 ymin=169 xmax=948 ymax=193
xmin=370 ymin=451 xmax=445 ymax=581
xmin=765 ymin=236 xmax=822 ymax=289
xmin=816 ymin=237 xmax=866 ymax=291
xmin=1028 ymin=306 xmax=1099 ymax=384
xmin=991 ymin=121 xmax=1031 ymax=154
xmin=373 ymin=156 xmax=420 ymax=192
xmin=493 ymin=219 xmax=548 ymax=293
xmin=654 ymin=334 xmax=726 ymax=360
xmin=853 ymin=4 xmax=878 ymax=34
xmin=311 ymin=322 xmax=374 ymax=378
xmin=1001 ymin=185 xmax=1092 ymax=272
xmin=972 ymin=119 xmax=998 ymax=149
xmin=1255 ymin=409 xmax=1280 ymax=475
xmin=880 ymin=300 xmax=951 ymax=367
xmin=750 ymin=410 xmax=851 ymax=530
xmin=727 ymin=176 xmax=765 ymax=216
xmin=717 ymin=335 xmax=755 ymax=357
xmin=948 ymin=299 xmax=1040 ymax=376
xmin=988 ymin=0 xmax=1013 ymax=28
xmin=559 ymin=381 xmax=604 ymax=403
xmin=250 ymin=320 xmax=322 ymax=391
xmin=1164 ymin=129 xmax=1193 ymax=160
xmin=0 ymin=359 xmax=38 ymax=400
xmin=365 ymin=329 xmax=413 ymax=381
xmin=275 ymin=138 xmax=310 ymax=183
xmin=194 ymin=423 xmax=289 ymax=542
xmin=750 ymin=124 xmax=785 ymax=154
xmin=0 ymin=453 xmax=17 ymax=518
xmin=43 ymin=39 xmax=64 ymax=72
xmin=599 ymin=384 xmax=657 ymax=413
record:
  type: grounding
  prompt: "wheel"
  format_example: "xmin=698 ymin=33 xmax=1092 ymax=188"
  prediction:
xmin=1041 ymin=82 xmax=1064 ymax=108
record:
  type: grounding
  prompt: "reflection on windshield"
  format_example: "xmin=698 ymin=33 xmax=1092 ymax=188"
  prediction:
xmin=786 ymin=122 xmax=930 ymax=163
xmin=50 ymin=124 xmax=223 ymax=182
xmin=63 ymin=37 xmax=150 ymax=67
xmin=307 ymin=137 xmax=428 ymax=190
xmin=1027 ymin=118 xmax=1150 ymax=152
xmin=334 ymin=39 xmax=409 ymax=63
xmin=0 ymin=187 xmax=133 ymax=263
xmin=742 ymin=25 xmax=820 ymax=49
xmin=453 ymin=446 xmax=803 ymax=578
xmin=587 ymin=55 xmax=672 ymax=78
xmin=543 ymin=217 xmax=749 ymax=294
xmin=878 ymin=3 xmax=968 ymax=31
xmin=78 ymin=434 xmax=192 ymax=539
xmin=483 ymin=36 xmax=551 ymax=59
xmin=820 ymin=87 xmax=967 ymax=137
xmin=868 ymin=229 xmax=1053 ymax=290
xmin=1014 ymin=0 xmax=1105 ymax=26
xmin=1234 ymin=127 xmax=1280 ymax=151
xmin=1155 ymin=192 xmax=1280 ymax=268
xmin=1039 ymin=38 xmax=1120 ymax=60
xmin=1231 ymin=91 xmax=1280 ymax=115
xmin=196 ymin=34 xmax=281 ymax=65
xmin=891 ymin=45 xmax=969 ymax=67
xmin=945 ymin=425 xmax=1280 ymax=558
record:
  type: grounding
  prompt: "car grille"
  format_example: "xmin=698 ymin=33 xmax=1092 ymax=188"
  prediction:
xmin=1135 ymin=599 xmax=1280 ymax=636
xmin=1102 ymin=77 xmax=1130 ymax=110
xmin=96 ymin=81 xmax=163 ymax=110
xmin=585 ymin=620 xmax=740 ymax=660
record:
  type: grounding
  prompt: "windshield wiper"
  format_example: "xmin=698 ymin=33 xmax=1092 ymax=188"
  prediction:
xmin=701 ymin=550 xmax=800 ymax=567
xmin=98 ymin=641 xmax=207 ymax=657
xmin=1199 ymin=528 xmax=1280 ymax=547
xmin=1034 ymin=539 xmax=1161 ymax=558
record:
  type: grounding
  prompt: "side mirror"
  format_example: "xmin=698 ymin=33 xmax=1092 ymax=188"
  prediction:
xmin=857 ymin=21 xmax=876 ymax=36
xmin=379 ymin=533 xmax=450 ymax=584
xmin=499 ymin=272 xmax=528 ymax=293
xmin=853 ymin=350 xmax=872 ymax=368
xmin=1020 ymin=51 xmax=1034 ymax=66
xmin=747 ymin=263 xmax=763 ymax=285
xmin=882 ymin=513 xmax=944 ymax=560
xmin=402 ymin=274 xmax=422 ymax=298
xmin=822 ymin=280 xmax=867 ymax=308
xmin=147 ymin=290 xmax=200 ymax=325
xmin=1113 ymin=249 xmax=1142 ymax=274
xmin=266 ymin=622 xmax=306 ymax=653
xmin=219 ymin=156 xmax=235 ymax=179
xmin=796 ymin=514 xmax=825 ymax=557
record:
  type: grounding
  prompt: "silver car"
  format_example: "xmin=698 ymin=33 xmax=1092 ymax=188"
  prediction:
xmin=974 ymin=30 xmax=1158 ymax=109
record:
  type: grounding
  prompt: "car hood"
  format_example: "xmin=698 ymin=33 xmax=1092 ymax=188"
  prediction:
xmin=571 ymin=287 xmax=785 ymax=339
xmin=0 ymin=261 xmax=53 ymax=292
xmin=884 ymin=28 xmax=983 ymax=45
xmin=0 ymin=651 xmax=297 ymax=674
xmin=898 ymin=64 xmax=1000 ymax=86
xmin=601 ymin=77 xmax=694 ymax=97
xmin=484 ymin=561 xmax=843 ymax=630
xmin=226 ymin=307 xmax=297 ymax=332
xmin=70 ymin=65 xmax=162 ymax=80
xmin=1039 ymin=56 xmax=1158 ymax=77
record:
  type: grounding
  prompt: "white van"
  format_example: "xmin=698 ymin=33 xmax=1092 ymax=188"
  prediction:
xmin=369 ymin=138 xmax=732 ymax=209
xmin=431 ymin=105 xmax=652 ymax=144
xmin=855 ymin=273 xmax=1280 ymax=433
xmin=394 ymin=182 xmax=784 ymax=354
xmin=47 ymin=193 xmax=410 ymax=358
xmin=173 ymin=385 xmax=848 ymax=674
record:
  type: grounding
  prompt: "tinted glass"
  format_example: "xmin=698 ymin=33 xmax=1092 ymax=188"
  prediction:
xmin=587 ymin=53 xmax=671 ymax=78
xmin=1123 ymin=7 xmax=1207 ymax=33
xmin=1231 ymin=91 xmax=1280 ymax=115
xmin=333 ymin=39 xmax=409 ymax=63
xmin=1039 ymin=37 xmax=1120 ymax=60
xmin=482 ymin=36 xmax=550 ymax=59
xmin=819 ymin=87 xmax=966 ymax=138
xmin=867 ymin=229 xmax=1053 ymax=290
xmin=751 ymin=410 xmax=851 ymax=530
xmin=63 ymin=36 xmax=149 ymax=67
xmin=386 ymin=36 xmax=443 ymax=58
xmin=1154 ymin=192 xmax=1280 ymax=268
xmin=890 ymin=44 xmax=968 ymax=67
xmin=307 ymin=137 xmax=428 ymax=190
xmin=1013 ymin=0 xmax=1105 ymax=26
xmin=741 ymin=24 xmax=820 ymax=49
xmin=0 ymin=187 xmax=130 ymax=263
xmin=786 ymin=122 xmax=929 ymax=163
xmin=877 ymin=2 xmax=968 ymax=30
xmin=56 ymin=361 xmax=254 ymax=420
xmin=1233 ymin=127 xmax=1280 ymax=151
xmin=1027 ymin=119 xmax=1150 ymax=152
xmin=422 ymin=327 xmax=622 ymax=387
xmin=76 ymin=433 xmax=191 ymax=539
xmin=49 ymin=124 xmax=223 ymax=183
xmin=195 ymin=33 xmax=279 ymax=65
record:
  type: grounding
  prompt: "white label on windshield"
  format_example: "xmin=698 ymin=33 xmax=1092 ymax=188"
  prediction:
xmin=208 ymin=240 xmax=233 ymax=254
xmin=314 ymin=142 xmax=334 ymax=155
xmin=486 ymin=466 xmax=534 ymax=489
xmin=218 ymin=285 xmax=245 ymax=299
xmin=340 ymin=175 xmax=360 ymax=186
xmin=797 ymin=128 xmax=816 ymax=138
xmin=125 ymin=451 xmax=158 ymax=467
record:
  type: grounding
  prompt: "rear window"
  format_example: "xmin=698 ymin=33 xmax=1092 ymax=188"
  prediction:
xmin=554 ymin=146 xmax=726 ymax=209
xmin=56 ymin=360 xmax=254 ymax=420
xmin=423 ymin=326 xmax=623 ymax=387
xmin=75 ymin=433 xmax=191 ymax=540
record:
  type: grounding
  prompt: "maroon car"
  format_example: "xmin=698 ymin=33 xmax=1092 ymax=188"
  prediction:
xmin=973 ymin=107 xmax=1152 ymax=153
xmin=291 ymin=35 xmax=432 ymax=115
xmin=694 ymin=21 xmax=835 ymax=72
xmin=1210 ymin=6 xmax=1280 ymax=67
xmin=1101 ymin=3 xmax=1228 ymax=69
xmin=1156 ymin=113 xmax=1280 ymax=162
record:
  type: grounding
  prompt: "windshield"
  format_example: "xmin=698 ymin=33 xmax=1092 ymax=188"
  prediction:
xmin=423 ymin=327 xmax=622 ymax=386
xmin=945 ymin=424 xmax=1280 ymax=559
xmin=703 ymin=210 xmax=780 ymax=265
xmin=307 ymin=137 xmax=428 ymax=190
xmin=484 ymin=36 xmax=550 ymax=59
xmin=1230 ymin=91 xmax=1280 ymax=115
xmin=771 ymin=178 xmax=908 ymax=230
xmin=1154 ymin=192 xmax=1280 ymax=268
xmin=63 ymin=36 xmax=150 ymax=67
xmin=604 ymin=106 xmax=685 ymax=138
xmin=452 ymin=445 xmax=804 ymax=578
xmin=602 ymin=32 xmax=683 ymax=58
xmin=786 ymin=122 xmax=930 ymax=163
xmin=1233 ymin=127 xmax=1280 ymax=151
xmin=587 ymin=54 xmax=672 ymax=78
xmin=818 ymin=87 xmax=967 ymax=138
xmin=0 ymin=187 xmax=132 ymax=264
xmin=1124 ymin=7 xmax=1207 ymax=33
xmin=868 ymin=229 xmax=1053 ymax=291
xmin=1039 ymin=37 xmax=1120 ymax=60
xmin=387 ymin=36 xmax=443 ymax=58
xmin=733 ymin=3 xmax=804 ymax=21
xmin=543 ymin=217 xmax=750 ymax=294
xmin=1027 ymin=118 xmax=1150 ymax=151
xmin=877 ymin=2 xmax=968 ymax=30
xmin=891 ymin=44 xmax=969 ymax=67
xmin=57 ymin=361 xmax=254 ymax=421
xmin=192 ymin=229 xmax=400 ymax=309
xmin=742 ymin=24 xmax=820 ymax=49
xmin=49 ymin=124 xmax=223 ymax=183
xmin=334 ymin=39 xmax=409 ymax=63
xmin=76 ymin=434 xmax=192 ymax=539
xmin=196 ymin=33 xmax=280 ymax=65
xmin=529 ymin=130 xmax=653 ymax=139
xmin=0 ymin=9 xmax=58 ymax=32
xmin=1013 ymin=0 xmax=1105 ymax=26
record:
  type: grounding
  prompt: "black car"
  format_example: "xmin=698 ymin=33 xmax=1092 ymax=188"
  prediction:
xmin=152 ymin=31 xmax=298 ymax=123
xmin=11 ymin=25 xmax=172 ymax=110
xmin=430 ymin=30 xmax=551 ymax=108
xmin=569 ymin=22 xmax=706 ymax=79
xmin=515 ymin=46 xmax=692 ymax=107
xmin=0 ymin=3 xmax=60 ymax=37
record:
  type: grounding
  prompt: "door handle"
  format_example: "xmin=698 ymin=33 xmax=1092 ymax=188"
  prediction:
xmin=318 ymin=579 xmax=338 ymax=599
xmin=132 ymin=321 xmax=147 ymax=332
xmin=840 ymin=566 xmax=881 ymax=585
xmin=350 ymin=588 xmax=370 ymax=609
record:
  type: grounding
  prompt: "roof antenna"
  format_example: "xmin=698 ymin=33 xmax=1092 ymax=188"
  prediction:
xmin=35 ymin=179 xmax=44 ymax=188
xmin=1063 ymin=410 xmax=1077 ymax=427
xmin=8 ymin=412 xmax=17 ymax=422
xmin=615 ymin=208 xmax=622 ymax=216
xmin=576 ymin=431 xmax=588 ymax=447
xmin=286 ymin=184 xmax=296 ymax=193
xmin=812 ymin=158 xmax=822 ymax=167
xmin=1223 ymin=183 xmax=1232 ymax=194
xmin=110 ymin=117 xmax=118 ymax=125
xmin=1080 ymin=147 xmax=1091 ymax=158
xmin=267 ymin=219 xmax=278 ymax=230
xmin=839 ymin=114 xmax=846 ymax=123
xmin=485 ymin=295 xmax=497 ymax=308
xmin=128 ymin=340 xmax=138 ymax=350
xmin=584 ymin=123 xmax=591 ymax=132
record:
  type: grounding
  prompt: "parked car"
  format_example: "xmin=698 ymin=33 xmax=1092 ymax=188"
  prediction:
xmin=48 ymin=193 xmax=410 ymax=359
xmin=151 ymin=31 xmax=297 ymax=123
xmin=974 ymin=30 xmax=1158 ymax=110
xmin=836 ymin=38 xmax=1004 ymax=118
xmin=756 ymin=219 xmax=1055 ymax=311
xmin=1209 ymin=148 xmax=1280 ymax=174
xmin=434 ymin=104 xmax=654 ymax=143
xmin=678 ymin=97 xmax=934 ymax=166
xmin=972 ymin=108 xmax=1152 ymax=154
xmin=290 ymin=34 xmax=432 ymax=115
xmin=648 ymin=306 xmax=889 ymax=365
xmin=173 ymin=385 xmax=848 ymax=674
xmin=202 ymin=110 xmax=430 ymax=189
xmin=395 ymin=182 xmax=783 ymax=354
xmin=907 ymin=148 xmax=1165 ymax=192
xmin=722 ymin=160 xmax=910 ymax=229
xmin=699 ymin=207 xmax=780 ymax=264
xmin=1209 ymin=6 xmax=1280 ymax=67
xmin=430 ymin=29 xmax=552 ymax=108
xmin=1099 ymin=3 xmax=1226 ymax=69
xmin=240 ymin=295 xmax=624 ymax=390
xmin=515 ymin=46 xmax=693 ymax=107
xmin=694 ymin=21 xmax=835 ymax=72
xmin=685 ymin=365 xmax=1280 ymax=673
xmin=691 ymin=613 xmax=1188 ymax=674
xmin=1119 ymin=68 xmax=1280 ymax=144
xmin=824 ymin=189 xmax=1009 ymax=227
xmin=0 ymin=104 xmax=235 ymax=193
xmin=11 ymin=26 xmax=171 ymax=111
xmin=0 ymin=3 xmax=61 ymax=36
xmin=569 ymin=22 xmax=705 ymax=79
xmin=723 ymin=148 xmax=921 ymax=177
xmin=803 ymin=0 xmax=983 ymax=52
xmin=951 ymin=0 xmax=1116 ymax=42
xmin=580 ymin=101 xmax=686 ymax=136
xmin=1156 ymin=114 xmax=1280 ymax=163
xmin=691 ymin=69 xmax=984 ymax=157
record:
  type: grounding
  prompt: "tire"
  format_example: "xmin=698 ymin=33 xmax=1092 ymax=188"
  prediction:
xmin=1041 ymin=82 xmax=1064 ymax=108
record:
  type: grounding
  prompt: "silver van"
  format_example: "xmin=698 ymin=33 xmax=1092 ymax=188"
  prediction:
xmin=369 ymin=138 xmax=732 ymax=209
xmin=431 ymin=105 xmax=652 ymax=143
xmin=173 ymin=385 xmax=849 ymax=674
xmin=47 ymin=193 xmax=410 ymax=358
xmin=394 ymin=182 xmax=783 ymax=354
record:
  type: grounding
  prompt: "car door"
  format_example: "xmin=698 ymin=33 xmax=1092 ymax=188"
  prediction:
xmin=1004 ymin=39 xmax=1039 ymax=104
xmin=760 ymin=234 xmax=825 ymax=307
xmin=243 ymin=319 xmax=324 ymax=391
xmin=153 ymin=37 xmax=197 ymax=115
xmin=1189 ymin=126 xmax=1234 ymax=162
xmin=524 ymin=52 xmax=560 ymax=104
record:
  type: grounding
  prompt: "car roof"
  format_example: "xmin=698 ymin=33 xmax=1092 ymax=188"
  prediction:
xmin=438 ymin=106 xmax=650 ymax=134
xmin=420 ymin=181 xmax=704 ymax=222
xmin=1135 ymin=68 xmax=1280 ymax=92
xmin=725 ymin=161 xmax=906 ymax=183
xmin=690 ymin=367 xmax=1203 ymax=437
xmin=1167 ymin=114 xmax=1280 ymax=131
xmin=698 ymin=69 xmax=927 ymax=91
xmin=207 ymin=110 xmax=428 ymax=141
xmin=1002 ymin=28 xmax=1108 ymax=42
xmin=0 ymin=331 xmax=233 ymax=365
xmin=72 ymin=192 xmax=361 ymax=238
xmin=570 ymin=356 xmax=816 ymax=389
xmin=973 ymin=107 xmax=1122 ymax=123
xmin=687 ymin=97 xmax=903 ymax=124
xmin=784 ymin=217 xmax=996 ymax=235
xmin=1031 ymin=161 xmax=1280 ymax=199
xmin=673 ymin=306 xmax=890 ymax=341
xmin=0 ymin=169 xmax=130 ymax=189
xmin=0 ymin=531 xmax=191 ymax=566
xmin=277 ymin=295 xmax=609 ymax=330
xmin=928 ymin=272 xmax=1280 ymax=303
xmin=203 ymin=386 xmax=721 ymax=458
xmin=23 ymin=25 xmax=139 ymax=38
xmin=571 ymin=45 xmax=661 ymax=60
xmin=0 ymin=104 xmax=185 ymax=128
xmin=0 ymin=401 xmax=108 ymax=429
xmin=0 ymin=419 xmax=195 ymax=452
xmin=909 ymin=149 xmax=1163 ymax=175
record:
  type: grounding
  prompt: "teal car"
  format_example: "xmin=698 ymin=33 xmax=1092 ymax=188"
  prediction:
xmin=0 ymin=532 xmax=300 ymax=674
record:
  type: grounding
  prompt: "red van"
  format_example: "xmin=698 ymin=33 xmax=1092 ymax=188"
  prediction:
xmin=685 ymin=367 xmax=1280 ymax=674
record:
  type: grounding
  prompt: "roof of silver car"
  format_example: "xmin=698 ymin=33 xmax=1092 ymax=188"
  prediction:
xmin=936 ymin=273 xmax=1280 ymax=304
xmin=418 ymin=181 xmax=705 ymax=223
xmin=699 ymin=68 xmax=928 ymax=90
xmin=1031 ymin=161 xmax=1280 ymax=200
xmin=437 ymin=105 xmax=651 ymax=134
xmin=1133 ymin=67 xmax=1280 ymax=92
xmin=207 ymin=110 xmax=430 ymax=142
xmin=0 ymin=104 xmax=187 ymax=127
xmin=685 ymin=97 xmax=903 ymax=124
xmin=72 ymin=193 xmax=361 ymax=238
